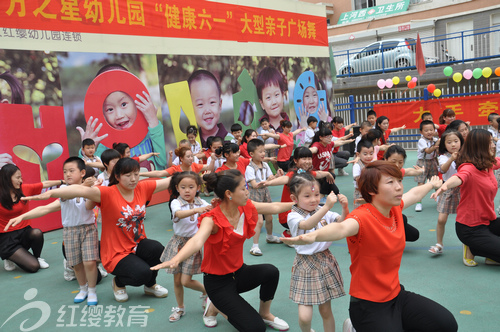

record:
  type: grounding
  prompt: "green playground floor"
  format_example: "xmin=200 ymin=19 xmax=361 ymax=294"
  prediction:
xmin=0 ymin=150 xmax=498 ymax=331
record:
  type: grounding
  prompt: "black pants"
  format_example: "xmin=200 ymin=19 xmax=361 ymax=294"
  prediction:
xmin=204 ymin=263 xmax=279 ymax=332
xmin=349 ymin=285 xmax=458 ymax=332
xmin=403 ymin=214 xmax=420 ymax=242
xmin=111 ymin=238 xmax=164 ymax=288
xmin=277 ymin=160 xmax=291 ymax=172
xmin=318 ymin=171 xmax=340 ymax=195
xmin=333 ymin=150 xmax=351 ymax=169
xmin=456 ymin=219 xmax=500 ymax=262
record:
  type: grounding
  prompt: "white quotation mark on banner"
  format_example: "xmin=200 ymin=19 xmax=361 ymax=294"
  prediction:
xmin=1 ymin=288 xmax=50 ymax=331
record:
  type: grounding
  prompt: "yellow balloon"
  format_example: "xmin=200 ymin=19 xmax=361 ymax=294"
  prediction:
xmin=434 ymin=89 xmax=442 ymax=97
xmin=405 ymin=75 xmax=411 ymax=82
xmin=483 ymin=67 xmax=492 ymax=78
xmin=453 ymin=72 xmax=462 ymax=83
xmin=392 ymin=76 xmax=400 ymax=85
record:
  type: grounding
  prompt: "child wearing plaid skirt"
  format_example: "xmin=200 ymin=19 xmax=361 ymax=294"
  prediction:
xmin=161 ymin=172 xmax=212 ymax=322
xmin=429 ymin=130 xmax=463 ymax=255
xmin=287 ymin=173 xmax=349 ymax=332
xmin=414 ymin=120 xmax=440 ymax=212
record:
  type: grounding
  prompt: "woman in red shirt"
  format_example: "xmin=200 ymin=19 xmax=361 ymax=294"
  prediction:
xmin=281 ymin=161 xmax=457 ymax=332
xmin=152 ymin=169 xmax=294 ymax=332
xmin=23 ymin=158 xmax=172 ymax=302
xmin=141 ymin=147 xmax=215 ymax=178
xmin=215 ymin=142 xmax=250 ymax=174
xmin=260 ymin=120 xmax=305 ymax=171
xmin=433 ymin=129 xmax=500 ymax=266
xmin=0 ymin=164 xmax=62 ymax=272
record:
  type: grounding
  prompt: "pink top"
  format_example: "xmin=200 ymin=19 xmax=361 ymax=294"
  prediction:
xmin=455 ymin=159 xmax=500 ymax=227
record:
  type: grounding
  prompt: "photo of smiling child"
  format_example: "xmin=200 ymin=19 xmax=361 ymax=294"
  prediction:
xmin=76 ymin=63 xmax=167 ymax=171
xmin=294 ymin=71 xmax=330 ymax=130
xmin=188 ymin=70 xmax=233 ymax=148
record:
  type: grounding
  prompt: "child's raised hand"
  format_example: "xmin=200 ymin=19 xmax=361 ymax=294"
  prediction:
xmin=76 ymin=116 xmax=108 ymax=148
xmin=318 ymin=103 xmax=328 ymax=122
xmin=451 ymin=152 xmax=458 ymax=160
xmin=0 ymin=153 xmax=14 ymax=168
xmin=337 ymin=194 xmax=348 ymax=208
xmin=135 ymin=91 xmax=160 ymax=128
xmin=298 ymin=105 xmax=308 ymax=129
xmin=325 ymin=192 xmax=338 ymax=209
xmin=169 ymin=150 xmax=173 ymax=157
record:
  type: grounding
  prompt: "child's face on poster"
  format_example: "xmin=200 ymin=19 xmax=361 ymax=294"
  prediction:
xmin=303 ymin=86 xmax=318 ymax=115
xmin=259 ymin=84 xmax=284 ymax=118
xmin=103 ymin=91 xmax=137 ymax=130
xmin=190 ymin=79 xmax=222 ymax=133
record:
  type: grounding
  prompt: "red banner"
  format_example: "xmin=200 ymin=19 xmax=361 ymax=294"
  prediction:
xmin=374 ymin=94 xmax=500 ymax=129
xmin=0 ymin=0 xmax=327 ymax=46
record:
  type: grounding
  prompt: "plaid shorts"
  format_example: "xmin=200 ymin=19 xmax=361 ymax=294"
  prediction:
xmin=248 ymin=187 xmax=272 ymax=203
xmin=290 ymin=249 xmax=345 ymax=305
xmin=437 ymin=186 xmax=460 ymax=214
xmin=161 ymin=234 xmax=202 ymax=275
xmin=415 ymin=158 xmax=439 ymax=183
xmin=63 ymin=223 xmax=99 ymax=267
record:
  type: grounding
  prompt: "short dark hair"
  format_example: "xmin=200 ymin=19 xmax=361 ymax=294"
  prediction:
xmin=332 ymin=116 xmax=344 ymax=124
xmin=360 ymin=121 xmax=372 ymax=129
xmin=83 ymin=166 xmax=96 ymax=180
xmin=256 ymin=67 xmax=286 ymax=100
xmin=358 ymin=161 xmax=402 ymax=203
xmin=188 ymin=69 xmax=221 ymax=97
xmin=82 ymin=138 xmax=95 ymax=148
xmin=64 ymin=156 xmax=85 ymax=171
xmin=242 ymin=129 xmax=256 ymax=143
xmin=109 ymin=158 xmax=140 ymax=186
xmin=384 ymin=145 xmax=407 ymax=161
xmin=259 ymin=118 xmax=269 ymax=124
xmin=421 ymin=112 xmax=432 ymax=121
xmin=220 ymin=142 xmax=239 ymax=159
xmin=231 ymin=123 xmax=242 ymax=132
xmin=247 ymin=138 xmax=264 ymax=154
xmin=488 ymin=113 xmax=499 ymax=122
xmin=280 ymin=120 xmax=292 ymax=128
xmin=356 ymin=139 xmax=374 ymax=153
xmin=367 ymin=110 xmax=377 ymax=117
xmin=100 ymin=149 xmax=121 ymax=170
xmin=169 ymin=171 xmax=202 ymax=199
xmin=419 ymin=120 xmax=435 ymax=132
xmin=307 ymin=116 xmax=318 ymax=125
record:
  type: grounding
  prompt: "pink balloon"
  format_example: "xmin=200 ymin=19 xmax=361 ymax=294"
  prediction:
xmin=377 ymin=79 xmax=386 ymax=89
xmin=385 ymin=78 xmax=393 ymax=89
xmin=411 ymin=77 xmax=418 ymax=83
xmin=463 ymin=69 xmax=473 ymax=80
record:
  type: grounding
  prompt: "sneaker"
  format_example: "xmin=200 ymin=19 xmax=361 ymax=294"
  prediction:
xmin=37 ymin=257 xmax=49 ymax=269
xmin=462 ymin=244 xmax=478 ymax=267
xmin=338 ymin=169 xmax=349 ymax=176
xmin=144 ymin=284 xmax=168 ymax=298
xmin=87 ymin=292 xmax=98 ymax=306
xmin=74 ymin=286 xmax=88 ymax=303
xmin=112 ymin=277 xmax=128 ymax=302
xmin=200 ymin=294 xmax=208 ymax=310
xmin=4 ymin=259 xmax=15 ymax=271
xmin=97 ymin=263 xmax=108 ymax=278
xmin=415 ymin=203 xmax=423 ymax=212
xmin=266 ymin=235 xmax=282 ymax=244
xmin=63 ymin=259 xmax=76 ymax=281
xmin=485 ymin=258 xmax=500 ymax=266
xmin=263 ymin=317 xmax=289 ymax=331
xmin=250 ymin=247 xmax=263 ymax=256
xmin=169 ymin=307 xmax=185 ymax=322
xmin=343 ymin=318 xmax=356 ymax=332
xmin=203 ymin=297 xmax=217 ymax=327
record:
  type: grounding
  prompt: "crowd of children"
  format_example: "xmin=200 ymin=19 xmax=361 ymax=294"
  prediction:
xmin=5 ymin=82 xmax=500 ymax=332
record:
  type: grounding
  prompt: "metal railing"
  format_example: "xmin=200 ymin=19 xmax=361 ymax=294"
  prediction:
xmin=334 ymin=24 xmax=500 ymax=78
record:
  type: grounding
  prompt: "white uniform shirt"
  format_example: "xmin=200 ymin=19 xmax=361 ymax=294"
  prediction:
xmin=438 ymin=153 xmax=457 ymax=182
xmin=304 ymin=127 xmax=316 ymax=147
xmin=59 ymin=185 xmax=95 ymax=228
xmin=97 ymin=171 xmax=110 ymax=187
xmin=417 ymin=137 xmax=438 ymax=160
xmin=245 ymin=160 xmax=272 ymax=184
xmin=288 ymin=206 xmax=340 ymax=255
xmin=171 ymin=197 xmax=210 ymax=237
xmin=206 ymin=156 xmax=226 ymax=170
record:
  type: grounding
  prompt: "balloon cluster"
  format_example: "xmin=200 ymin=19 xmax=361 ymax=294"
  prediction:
xmin=443 ymin=66 xmax=499 ymax=82
xmin=377 ymin=76 xmax=401 ymax=89
xmin=426 ymin=84 xmax=442 ymax=98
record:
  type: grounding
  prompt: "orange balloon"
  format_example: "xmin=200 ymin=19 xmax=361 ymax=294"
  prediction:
xmin=495 ymin=67 xmax=500 ymax=77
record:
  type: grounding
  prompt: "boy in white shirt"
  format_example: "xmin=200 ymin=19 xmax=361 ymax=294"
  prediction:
xmin=245 ymin=139 xmax=282 ymax=256
xmin=414 ymin=120 xmax=439 ymax=212
xmin=303 ymin=116 xmax=318 ymax=147
xmin=97 ymin=149 xmax=121 ymax=187
xmin=81 ymin=138 xmax=104 ymax=175
xmin=354 ymin=121 xmax=372 ymax=151
xmin=488 ymin=113 xmax=499 ymax=143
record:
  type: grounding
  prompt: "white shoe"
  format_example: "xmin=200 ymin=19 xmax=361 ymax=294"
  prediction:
xmin=144 ymin=284 xmax=168 ymax=298
xmin=263 ymin=317 xmax=289 ymax=331
xmin=63 ymin=259 xmax=76 ymax=281
xmin=112 ymin=277 xmax=128 ymax=302
xmin=343 ymin=318 xmax=356 ymax=332
xmin=4 ymin=259 xmax=15 ymax=271
xmin=203 ymin=297 xmax=217 ymax=327
xmin=338 ymin=169 xmax=349 ymax=176
xmin=250 ymin=247 xmax=263 ymax=256
xmin=97 ymin=263 xmax=108 ymax=278
xmin=37 ymin=257 xmax=49 ymax=269
xmin=266 ymin=235 xmax=282 ymax=244
xmin=87 ymin=292 xmax=98 ymax=306
xmin=415 ymin=203 xmax=423 ymax=212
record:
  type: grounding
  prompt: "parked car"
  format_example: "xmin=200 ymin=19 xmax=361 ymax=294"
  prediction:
xmin=338 ymin=38 xmax=416 ymax=75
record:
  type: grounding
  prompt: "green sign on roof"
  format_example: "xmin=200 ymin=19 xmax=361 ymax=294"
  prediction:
xmin=337 ymin=0 xmax=410 ymax=25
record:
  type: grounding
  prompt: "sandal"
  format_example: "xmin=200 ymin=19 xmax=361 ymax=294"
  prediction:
xmin=463 ymin=244 xmax=478 ymax=267
xmin=429 ymin=244 xmax=443 ymax=255
xmin=169 ymin=307 xmax=185 ymax=322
